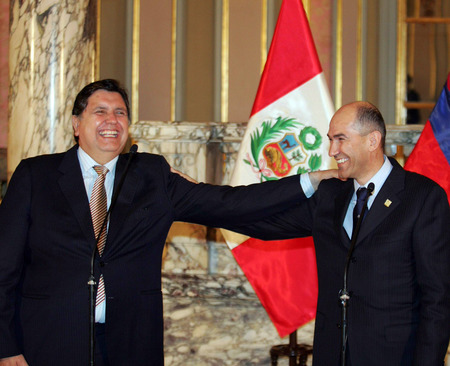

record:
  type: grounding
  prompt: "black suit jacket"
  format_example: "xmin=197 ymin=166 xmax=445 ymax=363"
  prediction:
xmin=0 ymin=145 xmax=305 ymax=366
xmin=232 ymin=158 xmax=450 ymax=366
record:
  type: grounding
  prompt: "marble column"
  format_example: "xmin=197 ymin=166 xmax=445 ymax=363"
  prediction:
xmin=8 ymin=0 xmax=98 ymax=179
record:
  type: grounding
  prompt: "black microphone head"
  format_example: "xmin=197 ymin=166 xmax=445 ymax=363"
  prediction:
xmin=129 ymin=144 xmax=138 ymax=154
xmin=367 ymin=182 xmax=375 ymax=194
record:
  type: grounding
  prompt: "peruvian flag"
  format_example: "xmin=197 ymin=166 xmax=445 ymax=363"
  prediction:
xmin=222 ymin=0 xmax=334 ymax=337
xmin=404 ymin=73 xmax=450 ymax=205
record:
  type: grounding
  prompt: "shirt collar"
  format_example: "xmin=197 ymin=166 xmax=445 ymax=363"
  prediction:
xmin=77 ymin=146 xmax=119 ymax=176
xmin=353 ymin=156 xmax=393 ymax=207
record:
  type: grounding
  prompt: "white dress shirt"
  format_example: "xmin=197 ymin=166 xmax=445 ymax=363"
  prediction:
xmin=77 ymin=147 xmax=118 ymax=323
xmin=301 ymin=156 xmax=393 ymax=238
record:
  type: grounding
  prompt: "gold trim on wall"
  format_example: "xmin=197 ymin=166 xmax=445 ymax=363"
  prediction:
xmin=335 ymin=0 xmax=343 ymax=109
xmin=405 ymin=17 xmax=450 ymax=23
xmin=132 ymin=0 xmax=140 ymax=124
xmin=303 ymin=0 xmax=310 ymax=19
xmin=171 ymin=0 xmax=178 ymax=121
xmin=356 ymin=0 xmax=363 ymax=100
xmin=221 ymin=0 xmax=229 ymax=123
xmin=396 ymin=0 xmax=407 ymax=125
xmin=261 ymin=0 xmax=268 ymax=73
xmin=95 ymin=0 xmax=101 ymax=81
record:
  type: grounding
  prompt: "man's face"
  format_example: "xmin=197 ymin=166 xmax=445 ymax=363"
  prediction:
xmin=327 ymin=106 xmax=372 ymax=184
xmin=72 ymin=90 xmax=129 ymax=164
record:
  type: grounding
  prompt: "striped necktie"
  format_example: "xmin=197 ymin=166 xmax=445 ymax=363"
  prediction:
xmin=90 ymin=165 xmax=109 ymax=307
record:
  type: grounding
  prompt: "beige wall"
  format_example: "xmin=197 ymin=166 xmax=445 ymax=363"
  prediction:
xmin=228 ymin=0 xmax=264 ymax=122
xmin=138 ymin=1 xmax=173 ymax=122
xmin=134 ymin=0 xmax=334 ymax=123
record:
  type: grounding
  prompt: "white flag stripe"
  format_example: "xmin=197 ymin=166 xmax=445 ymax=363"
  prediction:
xmin=230 ymin=73 xmax=335 ymax=186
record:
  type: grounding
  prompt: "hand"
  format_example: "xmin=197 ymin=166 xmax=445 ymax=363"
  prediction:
xmin=0 ymin=355 xmax=28 ymax=366
xmin=309 ymin=169 xmax=343 ymax=191
xmin=170 ymin=167 xmax=198 ymax=183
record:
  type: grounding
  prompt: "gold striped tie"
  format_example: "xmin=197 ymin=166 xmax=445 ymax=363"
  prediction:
xmin=90 ymin=165 xmax=109 ymax=307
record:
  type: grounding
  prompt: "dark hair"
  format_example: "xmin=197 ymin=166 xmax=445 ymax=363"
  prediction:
xmin=72 ymin=79 xmax=130 ymax=119
xmin=355 ymin=102 xmax=386 ymax=149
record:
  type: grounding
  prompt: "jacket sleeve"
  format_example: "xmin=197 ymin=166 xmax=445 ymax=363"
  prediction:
xmin=159 ymin=156 xmax=310 ymax=230
xmin=411 ymin=184 xmax=450 ymax=365
xmin=162 ymin=155 xmax=312 ymax=240
xmin=0 ymin=161 xmax=32 ymax=358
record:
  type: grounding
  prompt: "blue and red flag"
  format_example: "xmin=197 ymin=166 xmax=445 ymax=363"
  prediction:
xmin=404 ymin=73 xmax=450 ymax=204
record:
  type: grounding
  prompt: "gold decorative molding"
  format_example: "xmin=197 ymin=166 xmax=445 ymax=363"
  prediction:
xmin=303 ymin=0 xmax=310 ymax=19
xmin=221 ymin=0 xmax=229 ymax=123
xmin=261 ymin=0 xmax=268 ymax=73
xmin=356 ymin=0 xmax=363 ymax=100
xmin=396 ymin=0 xmax=407 ymax=125
xmin=95 ymin=0 xmax=101 ymax=81
xmin=171 ymin=0 xmax=178 ymax=121
xmin=132 ymin=0 xmax=140 ymax=124
xmin=405 ymin=17 xmax=450 ymax=23
xmin=334 ymin=0 xmax=343 ymax=109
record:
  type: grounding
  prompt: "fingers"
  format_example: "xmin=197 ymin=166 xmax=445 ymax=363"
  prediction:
xmin=170 ymin=167 xmax=198 ymax=183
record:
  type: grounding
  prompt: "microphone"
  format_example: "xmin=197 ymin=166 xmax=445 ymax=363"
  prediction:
xmin=88 ymin=144 xmax=138 ymax=365
xmin=339 ymin=182 xmax=374 ymax=366
xmin=367 ymin=182 xmax=375 ymax=195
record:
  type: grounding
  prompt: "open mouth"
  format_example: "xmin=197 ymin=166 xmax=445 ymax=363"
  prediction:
xmin=336 ymin=157 xmax=349 ymax=165
xmin=99 ymin=130 xmax=119 ymax=138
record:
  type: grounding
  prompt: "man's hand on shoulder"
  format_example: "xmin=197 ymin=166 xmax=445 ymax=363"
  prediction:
xmin=170 ymin=167 xmax=198 ymax=183
xmin=309 ymin=169 xmax=343 ymax=191
xmin=0 ymin=355 xmax=28 ymax=366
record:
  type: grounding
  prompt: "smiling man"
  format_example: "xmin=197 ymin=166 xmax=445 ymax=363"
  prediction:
xmin=229 ymin=101 xmax=450 ymax=366
xmin=327 ymin=102 xmax=386 ymax=185
xmin=72 ymin=87 xmax=130 ymax=165
xmin=0 ymin=79 xmax=339 ymax=366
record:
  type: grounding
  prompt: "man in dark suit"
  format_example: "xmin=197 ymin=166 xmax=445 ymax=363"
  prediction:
xmin=230 ymin=101 xmax=450 ymax=365
xmin=0 ymin=79 xmax=337 ymax=366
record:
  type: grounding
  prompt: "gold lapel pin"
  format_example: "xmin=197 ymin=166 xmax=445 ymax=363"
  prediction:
xmin=384 ymin=199 xmax=392 ymax=207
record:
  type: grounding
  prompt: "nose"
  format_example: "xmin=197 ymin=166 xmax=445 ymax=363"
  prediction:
xmin=106 ymin=111 xmax=118 ymax=123
xmin=328 ymin=140 xmax=338 ymax=157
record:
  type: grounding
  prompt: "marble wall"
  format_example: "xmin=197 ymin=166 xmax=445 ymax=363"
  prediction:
xmin=8 ymin=0 xmax=97 ymax=179
xmin=0 ymin=0 xmax=8 ymax=150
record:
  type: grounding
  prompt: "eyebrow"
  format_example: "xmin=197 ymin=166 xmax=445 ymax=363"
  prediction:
xmin=328 ymin=133 xmax=348 ymax=139
xmin=93 ymin=105 xmax=127 ymax=113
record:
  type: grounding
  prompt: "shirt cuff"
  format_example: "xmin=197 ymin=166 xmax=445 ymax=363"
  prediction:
xmin=300 ymin=173 xmax=315 ymax=198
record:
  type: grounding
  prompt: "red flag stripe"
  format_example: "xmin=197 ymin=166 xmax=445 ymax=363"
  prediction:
xmin=250 ymin=0 xmax=322 ymax=116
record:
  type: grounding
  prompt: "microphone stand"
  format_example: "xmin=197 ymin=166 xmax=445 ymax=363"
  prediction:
xmin=88 ymin=144 xmax=138 ymax=366
xmin=339 ymin=183 xmax=374 ymax=366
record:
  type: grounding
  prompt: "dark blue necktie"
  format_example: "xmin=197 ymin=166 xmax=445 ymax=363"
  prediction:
xmin=353 ymin=187 xmax=368 ymax=233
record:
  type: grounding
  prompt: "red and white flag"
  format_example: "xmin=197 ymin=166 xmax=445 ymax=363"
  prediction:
xmin=223 ymin=0 xmax=334 ymax=337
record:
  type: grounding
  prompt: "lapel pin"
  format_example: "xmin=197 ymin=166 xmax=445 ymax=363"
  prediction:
xmin=384 ymin=199 xmax=392 ymax=207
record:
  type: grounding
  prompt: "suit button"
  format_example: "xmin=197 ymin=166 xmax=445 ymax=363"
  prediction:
xmin=100 ymin=261 xmax=105 ymax=267
xmin=351 ymin=257 xmax=357 ymax=263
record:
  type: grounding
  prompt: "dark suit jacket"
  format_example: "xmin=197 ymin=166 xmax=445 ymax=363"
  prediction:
xmin=0 ymin=145 xmax=305 ymax=366
xmin=232 ymin=158 xmax=450 ymax=366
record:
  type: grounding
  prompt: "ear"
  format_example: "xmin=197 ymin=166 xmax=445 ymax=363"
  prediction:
xmin=72 ymin=116 xmax=80 ymax=136
xmin=368 ymin=130 xmax=382 ymax=152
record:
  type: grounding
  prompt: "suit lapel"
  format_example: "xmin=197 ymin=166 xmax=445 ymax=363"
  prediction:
xmin=355 ymin=159 xmax=405 ymax=245
xmin=105 ymin=154 xmax=139 ymax=252
xmin=334 ymin=181 xmax=354 ymax=246
xmin=58 ymin=146 xmax=95 ymax=246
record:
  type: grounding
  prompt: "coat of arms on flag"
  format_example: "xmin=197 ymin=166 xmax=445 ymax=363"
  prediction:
xmin=245 ymin=117 xmax=324 ymax=181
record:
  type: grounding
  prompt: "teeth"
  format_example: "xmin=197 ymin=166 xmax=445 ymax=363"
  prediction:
xmin=336 ymin=158 xmax=348 ymax=164
xmin=99 ymin=130 xmax=118 ymax=137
